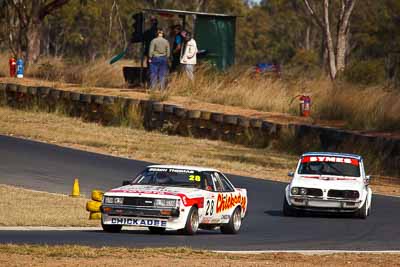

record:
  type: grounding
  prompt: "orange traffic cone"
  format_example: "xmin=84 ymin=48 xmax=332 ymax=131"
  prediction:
xmin=71 ymin=178 xmax=80 ymax=197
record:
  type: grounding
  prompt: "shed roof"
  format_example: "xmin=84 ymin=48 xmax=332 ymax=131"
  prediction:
xmin=143 ymin=8 xmax=236 ymax=18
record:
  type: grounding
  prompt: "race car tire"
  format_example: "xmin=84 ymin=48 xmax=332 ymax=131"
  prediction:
xmin=181 ymin=206 xmax=199 ymax=235
xmin=283 ymin=195 xmax=297 ymax=217
xmin=148 ymin=227 xmax=166 ymax=234
xmin=220 ymin=207 xmax=242 ymax=234
xmin=86 ymin=200 xmax=102 ymax=212
xmin=355 ymin=200 xmax=368 ymax=219
xmin=91 ymin=190 xmax=104 ymax=202
xmin=101 ymin=221 xmax=122 ymax=233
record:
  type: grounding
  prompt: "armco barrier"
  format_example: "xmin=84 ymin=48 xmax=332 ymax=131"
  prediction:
xmin=0 ymin=82 xmax=398 ymax=175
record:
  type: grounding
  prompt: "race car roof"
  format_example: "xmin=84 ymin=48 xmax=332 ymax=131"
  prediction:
xmin=147 ymin=164 xmax=219 ymax=172
xmin=301 ymin=152 xmax=362 ymax=160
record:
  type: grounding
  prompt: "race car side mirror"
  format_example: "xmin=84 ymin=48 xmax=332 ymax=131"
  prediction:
xmin=122 ymin=180 xmax=131 ymax=186
xmin=288 ymin=171 xmax=294 ymax=177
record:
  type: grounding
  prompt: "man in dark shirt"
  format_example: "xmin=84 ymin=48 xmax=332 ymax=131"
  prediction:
xmin=170 ymin=25 xmax=183 ymax=72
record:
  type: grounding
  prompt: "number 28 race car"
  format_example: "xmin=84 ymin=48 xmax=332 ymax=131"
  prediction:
xmin=283 ymin=152 xmax=372 ymax=219
xmin=101 ymin=165 xmax=248 ymax=235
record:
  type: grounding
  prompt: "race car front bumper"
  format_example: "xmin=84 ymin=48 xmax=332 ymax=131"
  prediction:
xmin=101 ymin=205 xmax=180 ymax=218
xmin=289 ymin=195 xmax=362 ymax=212
xmin=101 ymin=205 xmax=188 ymax=230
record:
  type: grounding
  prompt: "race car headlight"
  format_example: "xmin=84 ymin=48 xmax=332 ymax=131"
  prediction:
xmin=114 ymin=197 xmax=124 ymax=204
xmin=104 ymin=196 xmax=114 ymax=204
xmin=154 ymin=199 xmax=177 ymax=207
xmin=291 ymin=187 xmax=299 ymax=195
xmin=300 ymin=188 xmax=307 ymax=195
xmin=103 ymin=197 xmax=124 ymax=204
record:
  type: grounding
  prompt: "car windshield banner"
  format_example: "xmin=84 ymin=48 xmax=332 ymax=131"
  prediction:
xmin=301 ymin=156 xmax=359 ymax=166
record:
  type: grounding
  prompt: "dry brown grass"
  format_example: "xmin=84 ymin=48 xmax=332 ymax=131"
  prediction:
xmin=0 ymin=185 xmax=96 ymax=226
xmin=0 ymin=53 xmax=128 ymax=88
xmin=1 ymin=54 xmax=398 ymax=130
xmin=168 ymin=66 xmax=400 ymax=131
xmin=0 ymin=244 xmax=399 ymax=267
xmin=0 ymin=105 xmax=399 ymax=196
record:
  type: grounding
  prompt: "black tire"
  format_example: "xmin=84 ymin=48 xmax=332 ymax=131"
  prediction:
xmin=283 ymin=195 xmax=297 ymax=217
xmin=221 ymin=207 xmax=242 ymax=234
xmin=148 ymin=227 xmax=166 ymax=234
xmin=181 ymin=206 xmax=199 ymax=235
xmin=355 ymin=200 xmax=368 ymax=219
xmin=101 ymin=221 xmax=122 ymax=233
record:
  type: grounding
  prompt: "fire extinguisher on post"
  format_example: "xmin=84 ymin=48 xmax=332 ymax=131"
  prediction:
xmin=290 ymin=94 xmax=312 ymax=117
xmin=9 ymin=57 xmax=16 ymax=77
xmin=299 ymin=94 xmax=311 ymax=117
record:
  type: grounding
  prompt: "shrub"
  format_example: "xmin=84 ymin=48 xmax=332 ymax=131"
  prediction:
xmin=345 ymin=59 xmax=386 ymax=85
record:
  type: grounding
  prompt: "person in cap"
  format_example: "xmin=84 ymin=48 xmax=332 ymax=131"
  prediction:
xmin=149 ymin=29 xmax=170 ymax=90
xmin=180 ymin=31 xmax=197 ymax=80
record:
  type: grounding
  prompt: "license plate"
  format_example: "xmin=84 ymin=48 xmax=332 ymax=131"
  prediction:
xmin=106 ymin=217 xmax=167 ymax=227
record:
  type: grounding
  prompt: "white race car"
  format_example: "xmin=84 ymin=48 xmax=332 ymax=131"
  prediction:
xmin=101 ymin=165 xmax=247 ymax=235
xmin=283 ymin=152 xmax=372 ymax=219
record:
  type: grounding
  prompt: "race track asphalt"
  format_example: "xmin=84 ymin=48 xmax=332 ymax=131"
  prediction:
xmin=1 ymin=135 xmax=400 ymax=251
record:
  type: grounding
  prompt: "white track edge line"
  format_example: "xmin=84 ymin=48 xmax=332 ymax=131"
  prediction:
xmin=212 ymin=250 xmax=400 ymax=255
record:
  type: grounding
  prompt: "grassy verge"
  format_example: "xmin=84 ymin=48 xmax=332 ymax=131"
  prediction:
xmin=0 ymin=105 xmax=296 ymax=182
xmin=0 ymin=244 xmax=399 ymax=266
xmin=0 ymin=185 xmax=96 ymax=227
xmin=0 ymin=106 xmax=399 ymax=196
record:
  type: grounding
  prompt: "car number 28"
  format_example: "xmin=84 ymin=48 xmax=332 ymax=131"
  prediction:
xmin=205 ymin=200 xmax=214 ymax=216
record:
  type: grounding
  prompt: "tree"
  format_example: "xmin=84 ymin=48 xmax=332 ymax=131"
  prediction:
xmin=303 ymin=0 xmax=357 ymax=79
xmin=4 ymin=0 xmax=71 ymax=63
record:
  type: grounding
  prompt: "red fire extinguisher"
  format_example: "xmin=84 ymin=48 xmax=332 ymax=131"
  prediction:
xmin=299 ymin=94 xmax=311 ymax=117
xmin=9 ymin=57 xmax=16 ymax=77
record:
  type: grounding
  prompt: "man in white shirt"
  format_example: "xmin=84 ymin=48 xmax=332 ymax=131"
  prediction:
xmin=180 ymin=31 xmax=197 ymax=80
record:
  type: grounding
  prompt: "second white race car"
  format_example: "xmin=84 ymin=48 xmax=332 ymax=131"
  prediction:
xmin=101 ymin=165 xmax=248 ymax=235
xmin=283 ymin=152 xmax=372 ymax=219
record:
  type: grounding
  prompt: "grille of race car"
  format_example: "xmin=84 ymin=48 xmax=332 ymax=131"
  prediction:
xmin=123 ymin=197 xmax=155 ymax=207
xmin=305 ymin=188 xmax=323 ymax=197
xmin=328 ymin=190 xmax=360 ymax=199
xmin=291 ymin=187 xmax=323 ymax=197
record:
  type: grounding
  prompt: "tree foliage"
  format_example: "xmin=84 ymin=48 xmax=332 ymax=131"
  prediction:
xmin=0 ymin=0 xmax=398 ymax=85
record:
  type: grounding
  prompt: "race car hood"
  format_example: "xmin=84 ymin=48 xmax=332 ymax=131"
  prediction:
xmin=291 ymin=175 xmax=365 ymax=191
xmin=105 ymin=184 xmax=203 ymax=199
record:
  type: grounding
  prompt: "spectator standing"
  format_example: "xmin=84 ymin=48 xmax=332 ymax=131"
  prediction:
xmin=149 ymin=29 xmax=170 ymax=90
xmin=180 ymin=31 xmax=197 ymax=80
xmin=171 ymin=25 xmax=183 ymax=72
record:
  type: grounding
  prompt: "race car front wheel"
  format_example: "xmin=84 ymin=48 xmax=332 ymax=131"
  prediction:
xmin=283 ymin=195 xmax=297 ymax=217
xmin=355 ymin=200 xmax=369 ymax=219
xmin=221 ymin=207 xmax=242 ymax=234
xmin=181 ymin=206 xmax=199 ymax=235
xmin=101 ymin=221 xmax=122 ymax=233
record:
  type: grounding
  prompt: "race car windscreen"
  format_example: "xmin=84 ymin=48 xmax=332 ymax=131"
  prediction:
xmin=298 ymin=156 xmax=360 ymax=177
xmin=132 ymin=167 xmax=203 ymax=188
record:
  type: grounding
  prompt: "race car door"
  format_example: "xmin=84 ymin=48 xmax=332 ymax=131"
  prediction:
xmin=200 ymin=172 xmax=219 ymax=224
xmin=213 ymin=171 xmax=236 ymax=223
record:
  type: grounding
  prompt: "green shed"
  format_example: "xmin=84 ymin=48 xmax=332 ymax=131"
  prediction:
xmin=143 ymin=9 xmax=237 ymax=70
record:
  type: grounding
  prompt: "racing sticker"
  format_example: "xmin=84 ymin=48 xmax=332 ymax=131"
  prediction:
xmin=302 ymin=156 xmax=359 ymax=166
xmin=148 ymin=168 xmax=194 ymax=174
xmin=109 ymin=217 xmax=167 ymax=227
xmin=216 ymin=193 xmax=247 ymax=213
